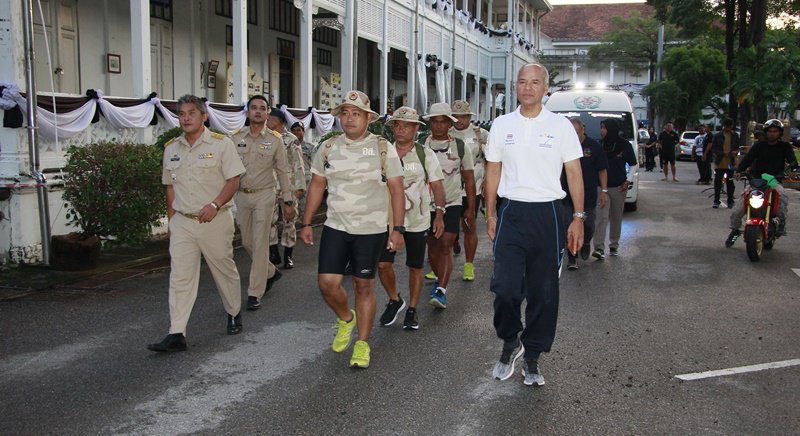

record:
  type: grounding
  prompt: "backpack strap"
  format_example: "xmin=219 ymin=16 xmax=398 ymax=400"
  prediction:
xmin=414 ymin=142 xmax=429 ymax=182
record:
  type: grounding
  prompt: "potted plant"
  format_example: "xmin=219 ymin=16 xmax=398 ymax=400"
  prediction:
xmin=55 ymin=141 xmax=165 ymax=270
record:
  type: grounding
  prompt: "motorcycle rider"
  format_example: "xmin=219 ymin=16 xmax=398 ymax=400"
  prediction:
xmin=725 ymin=119 xmax=799 ymax=247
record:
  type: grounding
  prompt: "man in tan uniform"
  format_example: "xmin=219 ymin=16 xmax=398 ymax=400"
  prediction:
xmin=148 ymin=94 xmax=246 ymax=353
xmin=449 ymin=100 xmax=489 ymax=282
xmin=268 ymin=108 xmax=306 ymax=269
xmin=300 ymin=90 xmax=405 ymax=369
xmin=231 ymin=95 xmax=295 ymax=312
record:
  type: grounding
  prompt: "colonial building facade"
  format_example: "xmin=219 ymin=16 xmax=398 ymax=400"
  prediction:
xmin=0 ymin=0 xmax=550 ymax=265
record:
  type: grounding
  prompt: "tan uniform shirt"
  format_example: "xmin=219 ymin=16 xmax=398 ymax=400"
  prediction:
xmin=450 ymin=126 xmax=488 ymax=193
xmin=231 ymin=127 xmax=293 ymax=202
xmin=426 ymin=136 xmax=475 ymax=207
xmin=162 ymin=127 xmax=246 ymax=214
xmin=311 ymin=133 xmax=404 ymax=235
xmin=280 ymin=130 xmax=307 ymax=192
xmin=398 ymin=144 xmax=444 ymax=233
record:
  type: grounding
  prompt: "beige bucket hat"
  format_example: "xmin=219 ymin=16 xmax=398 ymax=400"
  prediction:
xmin=423 ymin=102 xmax=457 ymax=122
xmin=451 ymin=100 xmax=475 ymax=116
xmin=386 ymin=106 xmax=425 ymax=126
xmin=331 ymin=90 xmax=380 ymax=121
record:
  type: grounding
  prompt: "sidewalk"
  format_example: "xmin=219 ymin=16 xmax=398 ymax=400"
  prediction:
xmin=0 ymin=238 xmax=171 ymax=300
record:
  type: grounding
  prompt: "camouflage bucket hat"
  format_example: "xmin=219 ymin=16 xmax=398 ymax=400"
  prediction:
xmin=451 ymin=100 xmax=474 ymax=116
xmin=331 ymin=90 xmax=380 ymax=121
xmin=423 ymin=102 xmax=457 ymax=122
xmin=386 ymin=106 xmax=425 ymax=126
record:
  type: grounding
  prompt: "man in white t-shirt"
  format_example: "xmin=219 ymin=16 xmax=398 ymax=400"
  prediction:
xmin=377 ymin=107 xmax=446 ymax=331
xmin=484 ymin=64 xmax=585 ymax=387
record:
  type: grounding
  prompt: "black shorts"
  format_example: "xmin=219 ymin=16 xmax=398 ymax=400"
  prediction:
xmin=431 ymin=205 xmax=462 ymax=234
xmin=461 ymin=195 xmax=483 ymax=219
xmin=318 ymin=226 xmax=387 ymax=279
xmin=661 ymin=150 xmax=676 ymax=164
xmin=378 ymin=230 xmax=428 ymax=268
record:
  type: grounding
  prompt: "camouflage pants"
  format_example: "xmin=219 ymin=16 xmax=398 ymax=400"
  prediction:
xmin=270 ymin=201 xmax=298 ymax=248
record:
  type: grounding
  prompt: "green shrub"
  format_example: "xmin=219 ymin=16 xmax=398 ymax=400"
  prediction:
xmin=62 ymin=142 xmax=166 ymax=246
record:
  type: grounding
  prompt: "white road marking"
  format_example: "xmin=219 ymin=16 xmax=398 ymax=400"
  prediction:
xmin=793 ymin=268 xmax=800 ymax=279
xmin=110 ymin=321 xmax=329 ymax=435
xmin=675 ymin=359 xmax=800 ymax=381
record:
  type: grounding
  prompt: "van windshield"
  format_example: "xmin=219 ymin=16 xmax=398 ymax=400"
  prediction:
xmin=552 ymin=111 xmax=635 ymax=142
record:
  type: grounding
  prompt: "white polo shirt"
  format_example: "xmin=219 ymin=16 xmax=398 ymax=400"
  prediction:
xmin=485 ymin=106 xmax=583 ymax=202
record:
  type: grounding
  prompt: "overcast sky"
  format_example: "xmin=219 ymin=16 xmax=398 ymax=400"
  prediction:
xmin=549 ymin=0 xmax=646 ymax=4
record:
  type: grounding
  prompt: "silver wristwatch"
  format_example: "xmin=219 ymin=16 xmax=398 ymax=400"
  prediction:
xmin=573 ymin=212 xmax=587 ymax=220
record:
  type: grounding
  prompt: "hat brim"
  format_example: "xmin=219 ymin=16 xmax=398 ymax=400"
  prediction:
xmin=451 ymin=111 xmax=475 ymax=116
xmin=422 ymin=114 xmax=458 ymax=123
xmin=331 ymin=103 xmax=380 ymax=121
xmin=386 ymin=118 xmax=425 ymax=127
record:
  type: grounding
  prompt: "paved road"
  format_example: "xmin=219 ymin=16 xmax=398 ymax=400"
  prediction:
xmin=2 ymin=162 xmax=799 ymax=435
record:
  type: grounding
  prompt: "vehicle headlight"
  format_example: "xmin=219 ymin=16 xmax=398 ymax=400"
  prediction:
xmin=749 ymin=191 xmax=764 ymax=209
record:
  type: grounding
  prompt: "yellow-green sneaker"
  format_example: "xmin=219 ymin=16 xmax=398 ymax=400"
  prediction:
xmin=463 ymin=262 xmax=475 ymax=281
xmin=349 ymin=340 xmax=371 ymax=368
xmin=425 ymin=271 xmax=437 ymax=280
xmin=332 ymin=309 xmax=356 ymax=352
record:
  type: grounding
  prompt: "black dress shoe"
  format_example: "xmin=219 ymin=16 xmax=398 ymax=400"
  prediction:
xmin=227 ymin=313 xmax=243 ymax=335
xmin=246 ymin=296 xmax=261 ymax=311
xmin=147 ymin=333 xmax=187 ymax=352
xmin=266 ymin=270 xmax=282 ymax=292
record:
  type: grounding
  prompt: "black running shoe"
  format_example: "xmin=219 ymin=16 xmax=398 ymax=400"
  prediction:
xmin=380 ymin=297 xmax=406 ymax=326
xmin=580 ymin=244 xmax=591 ymax=260
xmin=725 ymin=229 xmax=740 ymax=247
xmin=403 ymin=308 xmax=419 ymax=330
xmin=522 ymin=358 xmax=545 ymax=386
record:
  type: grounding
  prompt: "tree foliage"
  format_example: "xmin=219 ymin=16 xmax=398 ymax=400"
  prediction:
xmin=733 ymin=27 xmax=800 ymax=118
xmin=588 ymin=11 xmax=679 ymax=82
xmin=658 ymin=45 xmax=727 ymax=123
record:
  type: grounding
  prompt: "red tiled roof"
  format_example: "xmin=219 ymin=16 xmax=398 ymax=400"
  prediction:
xmin=540 ymin=3 xmax=655 ymax=41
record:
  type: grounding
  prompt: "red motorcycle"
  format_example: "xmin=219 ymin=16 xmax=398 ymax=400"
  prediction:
xmin=742 ymin=176 xmax=782 ymax=262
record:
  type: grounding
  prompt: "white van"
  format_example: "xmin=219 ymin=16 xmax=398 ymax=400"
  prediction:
xmin=545 ymin=89 xmax=640 ymax=211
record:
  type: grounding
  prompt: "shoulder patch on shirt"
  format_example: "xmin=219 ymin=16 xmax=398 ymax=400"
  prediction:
xmin=270 ymin=129 xmax=282 ymax=139
xmin=210 ymin=132 xmax=225 ymax=139
xmin=230 ymin=127 xmax=243 ymax=136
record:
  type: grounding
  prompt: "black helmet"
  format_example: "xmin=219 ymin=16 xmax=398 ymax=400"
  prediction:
xmin=763 ymin=119 xmax=783 ymax=133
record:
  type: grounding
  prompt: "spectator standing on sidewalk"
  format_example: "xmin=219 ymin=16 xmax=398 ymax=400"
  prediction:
xmin=705 ymin=117 xmax=739 ymax=209
xmin=300 ymin=90 xmax=406 ymax=369
xmin=644 ymin=126 xmax=657 ymax=172
xmin=231 ymin=95 xmax=294 ymax=312
xmin=148 ymin=94 xmax=246 ymax=353
xmin=592 ymin=118 xmax=638 ymax=260
xmin=485 ymin=64 xmax=585 ymax=386
xmin=658 ymin=122 xmax=679 ymax=182
xmin=377 ymin=107 xmax=446 ymax=331
xmin=563 ymin=117 xmax=608 ymax=270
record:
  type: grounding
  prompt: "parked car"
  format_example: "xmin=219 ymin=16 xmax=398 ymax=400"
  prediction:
xmin=676 ymin=131 xmax=700 ymax=160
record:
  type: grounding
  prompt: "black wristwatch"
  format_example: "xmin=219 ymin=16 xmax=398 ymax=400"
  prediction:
xmin=284 ymin=200 xmax=294 ymax=206
xmin=392 ymin=225 xmax=406 ymax=234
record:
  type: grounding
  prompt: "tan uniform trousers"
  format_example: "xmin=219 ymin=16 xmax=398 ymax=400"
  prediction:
xmin=235 ymin=189 xmax=278 ymax=299
xmin=593 ymin=186 xmax=627 ymax=251
xmin=168 ymin=210 xmax=241 ymax=335
xmin=270 ymin=201 xmax=298 ymax=248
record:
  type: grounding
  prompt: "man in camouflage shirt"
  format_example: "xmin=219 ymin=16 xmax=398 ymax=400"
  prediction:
xmin=422 ymin=102 xmax=476 ymax=310
xmin=300 ymin=90 xmax=405 ymax=369
xmin=377 ymin=107 xmax=446 ymax=331
xmin=449 ymin=100 xmax=489 ymax=282
xmin=267 ymin=108 xmax=307 ymax=269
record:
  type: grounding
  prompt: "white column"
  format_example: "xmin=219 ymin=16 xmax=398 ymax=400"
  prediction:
xmin=380 ymin=0 xmax=389 ymax=114
xmin=461 ymin=71 xmax=467 ymax=101
xmin=572 ymin=60 xmax=578 ymax=84
xmin=610 ymin=61 xmax=615 ymax=84
xmin=472 ymin=76 xmax=480 ymax=114
xmin=504 ymin=0 xmax=513 ymax=113
xmin=341 ymin=0 xmax=356 ymax=94
xmin=130 ymin=0 xmax=151 ymax=97
xmin=476 ymin=0 xmax=482 ymax=21
xmin=232 ymin=0 xmax=247 ymax=105
xmin=488 ymin=0 xmax=493 ymax=27
xmin=299 ymin=0 xmax=313 ymax=107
